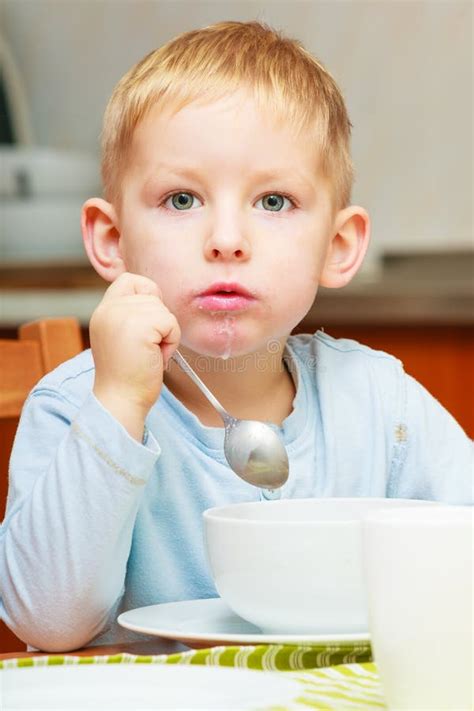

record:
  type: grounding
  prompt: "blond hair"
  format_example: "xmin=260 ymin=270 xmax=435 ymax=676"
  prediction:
xmin=101 ymin=21 xmax=354 ymax=209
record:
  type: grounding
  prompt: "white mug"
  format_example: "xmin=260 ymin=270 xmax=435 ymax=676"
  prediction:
xmin=363 ymin=505 xmax=473 ymax=710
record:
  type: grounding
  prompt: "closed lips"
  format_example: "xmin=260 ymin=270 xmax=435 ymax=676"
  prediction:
xmin=195 ymin=285 xmax=256 ymax=311
xmin=199 ymin=283 xmax=254 ymax=298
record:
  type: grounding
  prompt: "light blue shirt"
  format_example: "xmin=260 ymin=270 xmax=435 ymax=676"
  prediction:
xmin=1 ymin=331 xmax=472 ymax=651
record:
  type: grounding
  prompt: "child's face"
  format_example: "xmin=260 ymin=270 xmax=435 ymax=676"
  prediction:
xmin=108 ymin=92 xmax=360 ymax=358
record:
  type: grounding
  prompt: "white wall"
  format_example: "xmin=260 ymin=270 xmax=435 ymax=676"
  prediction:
xmin=2 ymin=0 xmax=472 ymax=255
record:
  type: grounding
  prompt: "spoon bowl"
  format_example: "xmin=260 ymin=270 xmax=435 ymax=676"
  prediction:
xmin=172 ymin=350 xmax=289 ymax=490
xmin=223 ymin=417 xmax=289 ymax=488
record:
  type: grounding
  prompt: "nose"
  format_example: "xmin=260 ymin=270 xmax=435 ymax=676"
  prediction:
xmin=203 ymin=208 xmax=251 ymax=263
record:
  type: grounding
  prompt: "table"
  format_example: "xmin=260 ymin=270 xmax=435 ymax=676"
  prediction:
xmin=0 ymin=637 xmax=382 ymax=710
xmin=0 ymin=638 xmax=189 ymax=660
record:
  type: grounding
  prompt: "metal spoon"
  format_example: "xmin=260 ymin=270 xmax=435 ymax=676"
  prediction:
xmin=172 ymin=350 xmax=289 ymax=490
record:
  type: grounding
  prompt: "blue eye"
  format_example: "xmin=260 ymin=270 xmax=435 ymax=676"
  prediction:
xmin=256 ymin=194 xmax=292 ymax=212
xmin=165 ymin=192 xmax=202 ymax=210
xmin=163 ymin=191 xmax=293 ymax=211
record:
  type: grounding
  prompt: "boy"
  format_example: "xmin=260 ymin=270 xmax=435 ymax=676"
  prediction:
xmin=1 ymin=21 xmax=472 ymax=653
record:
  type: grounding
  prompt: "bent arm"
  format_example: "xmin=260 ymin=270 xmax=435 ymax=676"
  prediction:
xmin=0 ymin=389 xmax=160 ymax=652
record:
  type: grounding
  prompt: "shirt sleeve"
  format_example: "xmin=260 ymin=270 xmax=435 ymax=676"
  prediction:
xmin=387 ymin=372 xmax=473 ymax=504
xmin=0 ymin=388 xmax=160 ymax=652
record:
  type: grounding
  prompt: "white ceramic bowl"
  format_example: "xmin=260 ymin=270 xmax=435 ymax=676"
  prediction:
xmin=203 ymin=497 xmax=438 ymax=634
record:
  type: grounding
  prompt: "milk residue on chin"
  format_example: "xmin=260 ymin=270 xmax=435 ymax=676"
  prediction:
xmin=214 ymin=315 xmax=236 ymax=360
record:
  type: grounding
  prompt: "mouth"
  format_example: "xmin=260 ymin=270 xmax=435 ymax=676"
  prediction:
xmin=195 ymin=282 xmax=257 ymax=312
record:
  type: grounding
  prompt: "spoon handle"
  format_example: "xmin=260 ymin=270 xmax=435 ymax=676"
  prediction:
xmin=172 ymin=350 xmax=231 ymax=425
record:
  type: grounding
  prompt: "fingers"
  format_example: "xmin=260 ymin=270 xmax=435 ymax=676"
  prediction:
xmin=102 ymin=272 xmax=163 ymax=301
xmin=155 ymin=313 xmax=181 ymax=368
xmin=94 ymin=272 xmax=181 ymax=369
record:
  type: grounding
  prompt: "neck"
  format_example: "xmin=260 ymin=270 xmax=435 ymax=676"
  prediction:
xmin=163 ymin=341 xmax=296 ymax=427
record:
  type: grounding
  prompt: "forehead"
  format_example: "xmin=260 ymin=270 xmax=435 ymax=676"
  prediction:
xmin=128 ymin=91 xmax=323 ymax=181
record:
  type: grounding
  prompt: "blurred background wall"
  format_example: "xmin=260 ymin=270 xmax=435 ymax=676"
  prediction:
xmin=1 ymin=0 xmax=472 ymax=258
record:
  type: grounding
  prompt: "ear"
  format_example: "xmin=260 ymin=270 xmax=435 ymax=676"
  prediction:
xmin=81 ymin=197 xmax=126 ymax=282
xmin=319 ymin=206 xmax=371 ymax=288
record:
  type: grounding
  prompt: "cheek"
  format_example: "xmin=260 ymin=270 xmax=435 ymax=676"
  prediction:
xmin=268 ymin=218 xmax=328 ymax=274
xmin=137 ymin=255 xmax=187 ymax=310
xmin=270 ymin=241 xmax=321 ymax=291
xmin=267 ymin=248 xmax=321 ymax=323
xmin=277 ymin=278 xmax=317 ymax=323
xmin=119 ymin=219 xmax=188 ymax=290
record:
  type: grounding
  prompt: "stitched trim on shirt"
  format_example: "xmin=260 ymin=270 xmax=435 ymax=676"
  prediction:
xmin=71 ymin=421 xmax=146 ymax=486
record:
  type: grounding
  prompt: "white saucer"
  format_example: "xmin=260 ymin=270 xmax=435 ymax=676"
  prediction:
xmin=118 ymin=597 xmax=370 ymax=648
xmin=2 ymin=663 xmax=300 ymax=710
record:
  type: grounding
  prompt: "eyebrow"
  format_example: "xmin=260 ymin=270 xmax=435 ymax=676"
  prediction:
xmin=142 ymin=166 xmax=202 ymax=191
xmin=142 ymin=165 xmax=315 ymax=193
xmin=248 ymin=169 xmax=315 ymax=192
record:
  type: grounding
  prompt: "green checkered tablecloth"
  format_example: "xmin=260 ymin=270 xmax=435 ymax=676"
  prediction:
xmin=1 ymin=643 xmax=386 ymax=710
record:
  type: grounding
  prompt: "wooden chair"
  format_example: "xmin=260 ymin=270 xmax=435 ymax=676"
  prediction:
xmin=0 ymin=317 xmax=84 ymax=653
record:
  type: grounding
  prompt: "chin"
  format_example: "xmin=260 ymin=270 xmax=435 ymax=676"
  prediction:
xmin=178 ymin=308 xmax=299 ymax=361
xmin=180 ymin=325 xmax=269 ymax=361
xmin=181 ymin=338 xmax=252 ymax=360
